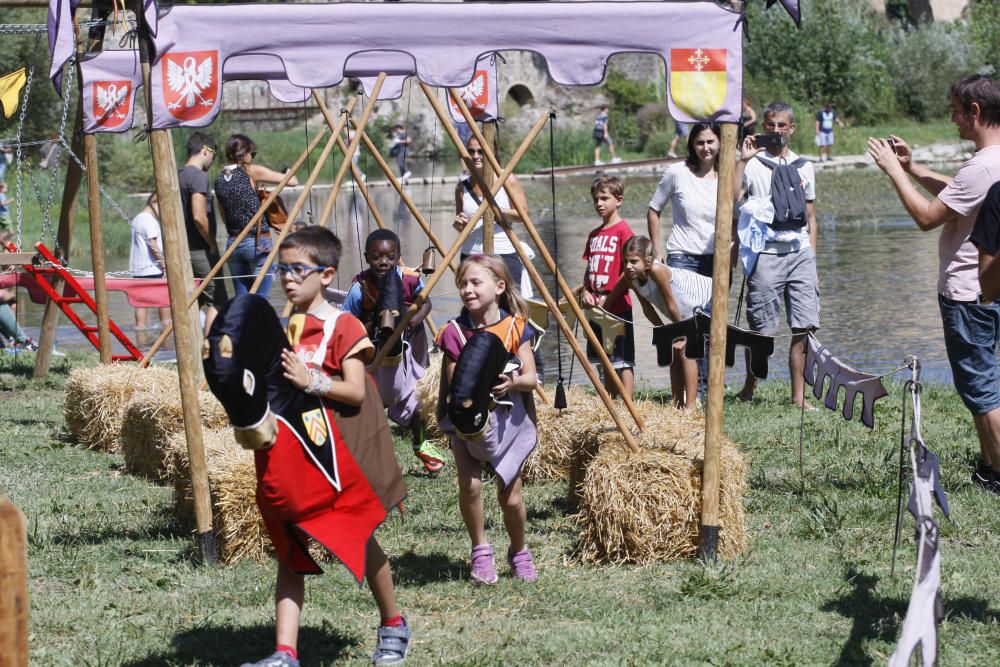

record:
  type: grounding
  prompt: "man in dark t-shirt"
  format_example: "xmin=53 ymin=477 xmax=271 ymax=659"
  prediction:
xmin=179 ymin=131 xmax=227 ymax=332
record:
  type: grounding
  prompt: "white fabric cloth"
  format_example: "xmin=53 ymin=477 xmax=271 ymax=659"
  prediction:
xmin=742 ymin=149 xmax=816 ymax=248
xmin=631 ymin=261 xmax=712 ymax=321
xmin=129 ymin=210 xmax=162 ymax=277
xmin=648 ymin=161 xmax=719 ymax=255
xmin=459 ymin=180 xmax=536 ymax=297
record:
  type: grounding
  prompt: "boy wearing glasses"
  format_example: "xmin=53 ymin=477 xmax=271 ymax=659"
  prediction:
xmin=343 ymin=229 xmax=445 ymax=474
xmin=244 ymin=226 xmax=412 ymax=667
xmin=734 ymin=101 xmax=819 ymax=409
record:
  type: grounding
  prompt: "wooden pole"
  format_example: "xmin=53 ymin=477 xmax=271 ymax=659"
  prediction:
xmin=369 ymin=109 xmax=550 ymax=372
xmin=346 ymin=123 xmax=459 ymax=275
xmin=314 ymin=76 xmax=386 ymax=229
xmin=82 ymin=133 xmax=112 ymax=363
xmin=481 ymin=121 xmax=498 ymax=254
xmin=248 ymin=129 xmax=344 ymax=294
xmin=443 ymin=86 xmax=646 ymax=431
xmin=699 ymin=122 xmax=738 ymax=562
xmin=33 ymin=24 xmax=89 ymax=379
xmin=138 ymin=20 xmax=216 ymax=565
xmin=0 ymin=496 xmax=28 ymax=667
xmin=139 ymin=126 xmax=331 ymax=366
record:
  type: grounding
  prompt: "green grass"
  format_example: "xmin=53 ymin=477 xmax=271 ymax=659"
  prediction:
xmin=3 ymin=354 xmax=999 ymax=665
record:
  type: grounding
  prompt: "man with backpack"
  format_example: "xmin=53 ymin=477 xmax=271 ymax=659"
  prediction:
xmin=734 ymin=101 xmax=819 ymax=408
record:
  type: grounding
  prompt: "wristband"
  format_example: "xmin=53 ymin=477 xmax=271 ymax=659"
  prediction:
xmin=304 ymin=369 xmax=333 ymax=396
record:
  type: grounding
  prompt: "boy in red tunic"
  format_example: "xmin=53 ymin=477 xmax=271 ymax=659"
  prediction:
xmin=581 ymin=175 xmax=636 ymax=399
xmin=241 ymin=226 xmax=411 ymax=666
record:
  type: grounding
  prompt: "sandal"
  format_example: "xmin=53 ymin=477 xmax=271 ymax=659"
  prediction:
xmin=371 ymin=617 xmax=411 ymax=665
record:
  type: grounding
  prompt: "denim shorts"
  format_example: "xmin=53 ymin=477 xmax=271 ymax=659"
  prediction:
xmin=745 ymin=247 xmax=820 ymax=335
xmin=667 ymin=252 xmax=714 ymax=278
xmin=938 ymin=294 xmax=1000 ymax=415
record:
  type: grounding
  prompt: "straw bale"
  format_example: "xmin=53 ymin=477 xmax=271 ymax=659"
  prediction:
xmin=120 ymin=389 xmax=230 ymax=482
xmin=64 ymin=365 xmax=178 ymax=452
xmin=414 ymin=350 xmax=444 ymax=438
xmin=521 ymin=385 xmax=600 ymax=483
xmin=575 ymin=401 xmax=747 ymax=563
xmin=168 ymin=429 xmax=329 ymax=566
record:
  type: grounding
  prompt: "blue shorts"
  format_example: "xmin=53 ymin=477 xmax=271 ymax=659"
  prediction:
xmin=585 ymin=308 xmax=635 ymax=370
xmin=939 ymin=295 xmax=1000 ymax=415
xmin=667 ymin=252 xmax=714 ymax=278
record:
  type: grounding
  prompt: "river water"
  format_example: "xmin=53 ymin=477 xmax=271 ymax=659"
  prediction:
xmin=15 ymin=165 xmax=969 ymax=388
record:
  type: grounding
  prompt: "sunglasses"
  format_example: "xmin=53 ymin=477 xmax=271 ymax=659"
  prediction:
xmin=275 ymin=263 xmax=329 ymax=281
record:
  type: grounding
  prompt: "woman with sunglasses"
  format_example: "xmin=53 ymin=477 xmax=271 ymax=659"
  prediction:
xmin=452 ymin=135 xmax=536 ymax=299
xmin=215 ymin=133 xmax=299 ymax=298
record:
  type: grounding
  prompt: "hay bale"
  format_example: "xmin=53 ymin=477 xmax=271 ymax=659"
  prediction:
xmin=120 ymin=389 xmax=230 ymax=482
xmin=165 ymin=429 xmax=269 ymax=564
xmin=414 ymin=350 xmax=444 ymax=439
xmin=64 ymin=365 xmax=177 ymax=452
xmin=575 ymin=401 xmax=747 ymax=563
xmin=521 ymin=385 xmax=600 ymax=483
xmin=168 ymin=429 xmax=330 ymax=566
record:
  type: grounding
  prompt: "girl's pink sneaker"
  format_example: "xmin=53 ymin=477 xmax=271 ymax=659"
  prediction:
xmin=470 ymin=544 xmax=498 ymax=585
xmin=507 ymin=547 xmax=538 ymax=582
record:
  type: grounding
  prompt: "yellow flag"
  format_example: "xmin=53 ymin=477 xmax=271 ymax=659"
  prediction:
xmin=0 ymin=68 xmax=27 ymax=120
xmin=669 ymin=49 xmax=727 ymax=119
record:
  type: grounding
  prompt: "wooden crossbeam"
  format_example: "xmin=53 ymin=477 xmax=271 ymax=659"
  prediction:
xmin=0 ymin=254 xmax=36 ymax=266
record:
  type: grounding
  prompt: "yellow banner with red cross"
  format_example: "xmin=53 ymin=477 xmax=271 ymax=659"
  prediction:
xmin=669 ymin=48 xmax=727 ymax=120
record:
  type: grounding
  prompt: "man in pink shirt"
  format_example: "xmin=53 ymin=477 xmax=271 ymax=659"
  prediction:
xmin=868 ymin=74 xmax=1000 ymax=494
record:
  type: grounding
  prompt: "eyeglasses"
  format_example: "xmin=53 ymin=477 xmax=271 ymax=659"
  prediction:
xmin=203 ymin=146 xmax=216 ymax=155
xmin=275 ymin=263 xmax=329 ymax=281
xmin=468 ymin=148 xmax=485 ymax=156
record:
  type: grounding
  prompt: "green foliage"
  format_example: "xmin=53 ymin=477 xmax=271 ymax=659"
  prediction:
xmin=888 ymin=21 xmax=979 ymax=121
xmin=745 ymin=0 xmax=896 ymax=124
xmin=601 ymin=69 xmax=659 ymax=149
xmin=968 ymin=0 xmax=1000 ymax=76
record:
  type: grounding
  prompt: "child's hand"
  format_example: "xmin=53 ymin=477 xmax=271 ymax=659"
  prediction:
xmin=581 ymin=289 xmax=597 ymax=309
xmin=492 ymin=373 xmax=513 ymax=397
xmin=453 ymin=212 xmax=469 ymax=231
xmin=281 ymin=349 xmax=310 ymax=390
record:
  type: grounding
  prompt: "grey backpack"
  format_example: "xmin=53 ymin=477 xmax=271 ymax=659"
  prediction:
xmin=758 ymin=156 xmax=809 ymax=231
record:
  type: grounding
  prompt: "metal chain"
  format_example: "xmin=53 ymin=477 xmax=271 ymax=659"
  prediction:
xmin=57 ymin=137 xmax=133 ymax=224
xmin=0 ymin=20 xmax=107 ymax=36
xmin=12 ymin=33 xmax=39 ymax=251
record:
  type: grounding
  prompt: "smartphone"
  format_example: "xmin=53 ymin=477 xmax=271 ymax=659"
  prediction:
xmin=754 ymin=132 xmax=786 ymax=152
xmin=887 ymin=138 xmax=899 ymax=154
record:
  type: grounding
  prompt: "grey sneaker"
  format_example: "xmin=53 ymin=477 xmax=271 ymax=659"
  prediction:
xmin=372 ymin=617 xmax=411 ymax=665
xmin=240 ymin=651 xmax=299 ymax=667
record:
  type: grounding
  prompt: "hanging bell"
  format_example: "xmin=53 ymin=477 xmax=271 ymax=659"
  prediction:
xmin=554 ymin=378 xmax=567 ymax=410
xmin=421 ymin=246 xmax=436 ymax=275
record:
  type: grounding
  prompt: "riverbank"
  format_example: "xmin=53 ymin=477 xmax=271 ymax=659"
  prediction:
xmin=2 ymin=354 xmax=998 ymax=665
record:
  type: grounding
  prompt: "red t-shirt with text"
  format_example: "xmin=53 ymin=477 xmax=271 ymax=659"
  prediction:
xmin=582 ymin=219 xmax=634 ymax=314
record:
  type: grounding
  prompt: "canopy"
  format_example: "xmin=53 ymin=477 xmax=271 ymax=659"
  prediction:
xmin=51 ymin=1 xmax=753 ymax=129
xmin=77 ymin=49 xmax=498 ymax=134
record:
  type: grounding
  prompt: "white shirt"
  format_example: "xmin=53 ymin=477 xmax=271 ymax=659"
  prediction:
xmin=648 ymin=161 xmax=719 ymax=255
xmin=742 ymin=149 xmax=816 ymax=248
xmin=130 ymin=210 xmax=162 ymax=277
xmin=632 ymin=262 xmax=712 ymax=321
xmin=458 ymin=179 xmax=536 ymax=297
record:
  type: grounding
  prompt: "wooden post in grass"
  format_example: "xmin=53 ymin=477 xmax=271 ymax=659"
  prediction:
xmin=699 ymin=122 xmax=738 ymax=562
xmin=83 ymin=132 xmax=112 ymax=363
xmin=138 ymin=13 xmax=216 ymax=565
xmin=33 ymin=23 xmax=88 ymax=379
xmin=0 ymin=495 xmax=29 ymax=667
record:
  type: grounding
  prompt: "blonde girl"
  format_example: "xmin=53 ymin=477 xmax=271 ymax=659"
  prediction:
xmin=435 ymin=254 xmax=539 ymax=584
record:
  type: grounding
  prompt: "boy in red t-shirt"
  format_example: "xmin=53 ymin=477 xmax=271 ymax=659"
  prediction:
xmin=581 ymin=175 xmax=635 ymax=399
xmin=239 ymin=226 xmax=411 ymax=667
